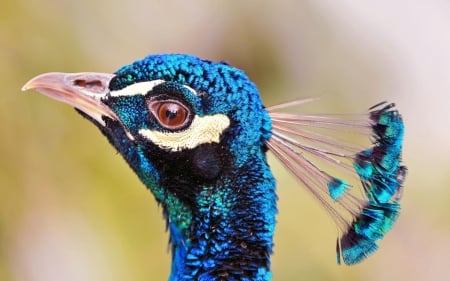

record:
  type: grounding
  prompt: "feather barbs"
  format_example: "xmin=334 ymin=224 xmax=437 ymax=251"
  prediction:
xmin=266 ymin=99 xmax=406 ymax=265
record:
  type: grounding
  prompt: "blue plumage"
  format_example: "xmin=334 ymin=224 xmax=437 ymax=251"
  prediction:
xmin=99 ymin=54 xmax=276 ymax=280
xmin=23 ymin=53 xmax=406 ymax=280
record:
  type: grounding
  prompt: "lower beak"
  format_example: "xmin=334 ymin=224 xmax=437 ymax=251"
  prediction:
xmin=22 ymin=72 xmax=118 ymax=126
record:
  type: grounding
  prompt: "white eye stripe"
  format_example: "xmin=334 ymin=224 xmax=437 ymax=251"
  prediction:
xmin=109 ymin=80 xmax=165 ymax=97
xmin=109 ymin=79 xmax=199 ymax=97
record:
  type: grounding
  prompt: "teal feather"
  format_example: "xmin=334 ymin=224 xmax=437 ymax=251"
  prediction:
xmin=328 ymin=177 xmax=349 ymax=201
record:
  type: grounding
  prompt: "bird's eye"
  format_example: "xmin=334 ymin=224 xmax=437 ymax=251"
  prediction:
xmin=149 ymin=100 xmax=190 ymax=130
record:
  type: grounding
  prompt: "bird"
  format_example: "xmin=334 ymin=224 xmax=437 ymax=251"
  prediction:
xmin=23 ymin=54 xmax=406 ymax=281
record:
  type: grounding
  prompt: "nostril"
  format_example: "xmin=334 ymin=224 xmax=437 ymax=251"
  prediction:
xmin=74 ymin=79 xmax=106 ymax=93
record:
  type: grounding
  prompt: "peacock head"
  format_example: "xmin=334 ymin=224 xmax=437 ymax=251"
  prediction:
xmin=23 ymin=54 xmax=273 ymax=188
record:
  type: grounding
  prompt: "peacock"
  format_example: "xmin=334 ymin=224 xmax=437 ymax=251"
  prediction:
xmin=23 ymin=54 xmax=406 ymax=281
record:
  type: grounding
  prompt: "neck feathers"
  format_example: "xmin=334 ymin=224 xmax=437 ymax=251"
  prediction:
xmin=168 ymin=155 xmax=276 ymax=281
xmin=100 ymin=119 xmax=276 ymax=280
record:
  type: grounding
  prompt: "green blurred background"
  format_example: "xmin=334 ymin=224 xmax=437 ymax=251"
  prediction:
xmin=1 ymin=1 xmax=449 ymax=280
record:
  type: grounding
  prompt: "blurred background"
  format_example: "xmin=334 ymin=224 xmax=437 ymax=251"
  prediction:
xmin=1 ymin=1 xmax=449 ymax=280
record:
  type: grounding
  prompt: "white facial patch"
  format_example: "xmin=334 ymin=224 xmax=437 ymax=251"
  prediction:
xmin=109 ymin=80 xmax=166 ymax=97
xmin=109 ymin=80 xmax=200 ymax=97
xmin=138 ymin=114 xmax=230 ymax=152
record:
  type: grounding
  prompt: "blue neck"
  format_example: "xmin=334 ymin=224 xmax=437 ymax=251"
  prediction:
xmin=98 ymin=121 xmax=276 ymax=280
xmin=168 ymin=156 xmax=277 ymax=281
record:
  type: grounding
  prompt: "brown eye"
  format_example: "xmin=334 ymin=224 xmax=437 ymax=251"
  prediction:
xmin=151 ymin=101 xmax=190 ymax=129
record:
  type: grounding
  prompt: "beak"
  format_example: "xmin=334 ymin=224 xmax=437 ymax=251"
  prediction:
xmin=22 ymin=72 xmax=118 ymax=126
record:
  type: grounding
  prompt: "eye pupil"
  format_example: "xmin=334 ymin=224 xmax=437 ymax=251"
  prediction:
xmin=164 ymin=105 xmax=178 ymax=119
xmin=157 ymin=102 xmax=188 ymax=128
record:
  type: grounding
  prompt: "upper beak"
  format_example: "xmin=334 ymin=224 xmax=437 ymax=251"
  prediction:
xmin=22 ymin=72 xmax=118 ymax=126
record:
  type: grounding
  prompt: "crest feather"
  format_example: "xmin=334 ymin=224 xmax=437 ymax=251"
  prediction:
xmin=266 ymin=99 xmax=406 ymax=265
